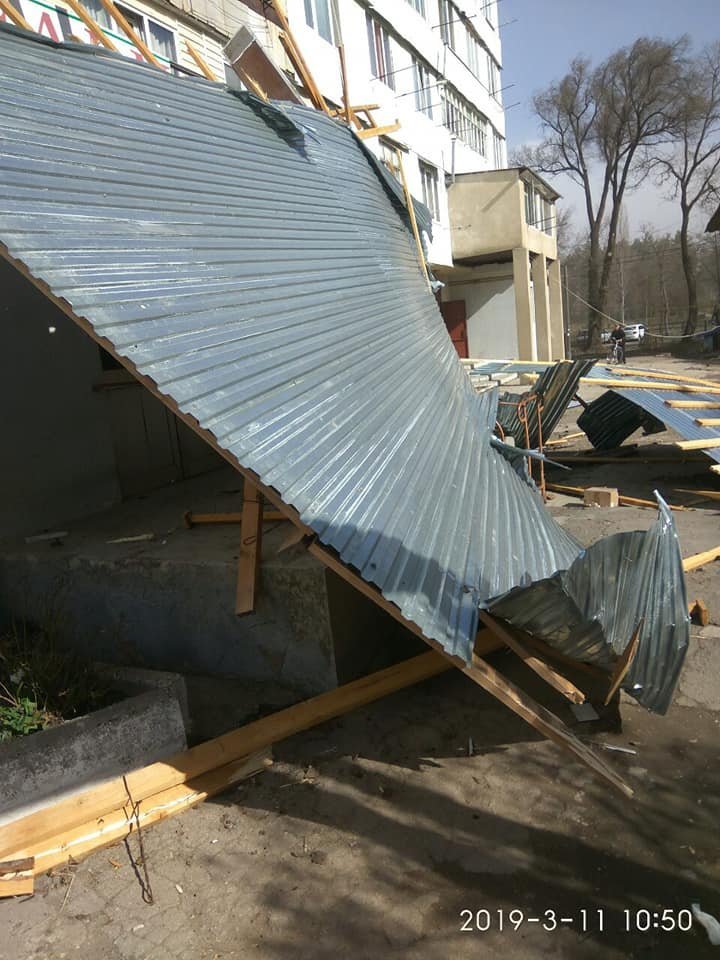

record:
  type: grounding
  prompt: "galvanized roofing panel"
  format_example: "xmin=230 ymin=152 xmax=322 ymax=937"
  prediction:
xmin=577 ymin=390 xmax=666 ymax=450
xmin=0 ymin=25 xmax=581 ymax=662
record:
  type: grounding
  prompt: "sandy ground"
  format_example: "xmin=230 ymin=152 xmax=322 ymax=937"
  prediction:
xmin=2 ymin=354 xmax=720 ymax=960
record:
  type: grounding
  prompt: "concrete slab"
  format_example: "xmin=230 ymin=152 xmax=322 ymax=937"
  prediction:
xmin=675 ymin=626 xmax=720 ymax=711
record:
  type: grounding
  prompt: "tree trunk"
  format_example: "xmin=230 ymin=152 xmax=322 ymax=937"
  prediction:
xmin=680 ymin=205 xmax=697 ymax=336
xmin=585 ymin=228 xmax=604 ymax=349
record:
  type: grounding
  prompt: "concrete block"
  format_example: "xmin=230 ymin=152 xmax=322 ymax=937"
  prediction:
xmin=584 ymin=486 xmax=619 ymax=508
xmin=0 ymin=689 xmax=186 ymax=821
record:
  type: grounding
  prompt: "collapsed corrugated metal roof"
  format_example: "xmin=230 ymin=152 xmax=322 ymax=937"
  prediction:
xmin=0 ymin=26 xmax=689 ymax=711
xmin=580 ymin=365 xmax=720 ymax=466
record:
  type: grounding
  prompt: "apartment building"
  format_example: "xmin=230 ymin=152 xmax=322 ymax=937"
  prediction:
xmin=288 ymin=0 xmax=506 ymax=268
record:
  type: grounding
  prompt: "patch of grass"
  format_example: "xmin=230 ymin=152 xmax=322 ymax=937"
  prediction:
xmin=0 ymin=623 xmax=115 ymax=743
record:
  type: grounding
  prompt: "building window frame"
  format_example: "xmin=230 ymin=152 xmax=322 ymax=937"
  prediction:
xmin=366 ymin=12 xmax=395 ymax=89
xmin=438 ymin=0 xmax=457 ymax=50
xmin=106 ymin=1 xmax=178 ymax=63
xmin=303 ymin=0 xmax=335 ymax=44
xmin=413 ymin=58 xmax=434 ymax=118
xmin=442 ymin=85 xmax=488 ymax=156
xmin=419 ymin=159 xmax=441 ymax=221
xmin=405 ymin=0 xmax=426 ymax=16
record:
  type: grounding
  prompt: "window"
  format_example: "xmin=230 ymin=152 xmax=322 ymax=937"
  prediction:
xmin=438 ymin=0 xmax=457 ymax=49
xmin=405 ymin=0 xmax=426 ymax=15
xmin=484 ymin=0 xmax=498 ymax=28
xmin=303 ymin=0 xmax=334 ymax=44
xmin=366 ymin=13 xmax=395 ymax=89
xmin=488 ymin=56 xmax=501 ymax=101
xmin=413 ymin=59 xmax=434 ymax=118
xmin=111 ymin=3 xmax=177 ymax=62
xmin=442 ymin=86 xmax=487 ymax=156
xmin=524 ymin=182 xmax=536 ymax=226
xmin=466 ymin=30 xmax=480 ymax=77
xmin=419 ymin=160 xmax=440 ymax=221
xmin=493 ymin=130 xmax=504 ymax=168
xmin=380 ymin=141 xmax=401 ymax=180
xmin=524 ymin=181 xmax=553 ymax=234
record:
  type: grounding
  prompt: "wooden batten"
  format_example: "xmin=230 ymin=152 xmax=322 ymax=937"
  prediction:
xmin=235 ymin=479 xmax=263 ymax=614
xmin=0 ymin=0 xmax=32 ymax=29
xmin=185 ymin=39 xmax=217 ymax=80
xmin=60 ymin=0 xmax=118 ymax=49
xmin=683 ymin=545 xmax=720 ymax=572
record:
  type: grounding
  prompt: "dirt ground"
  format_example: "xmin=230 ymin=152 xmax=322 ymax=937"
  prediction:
xmin=2 ymin=354 xmax=720 ymax=960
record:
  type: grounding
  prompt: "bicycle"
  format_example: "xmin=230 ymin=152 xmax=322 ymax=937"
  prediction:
xmin=607 ymin=340 xmax=625 ymax=365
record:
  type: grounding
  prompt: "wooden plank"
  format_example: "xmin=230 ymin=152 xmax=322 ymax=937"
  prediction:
xmin=0 ymin=857 xmax=34 ymax=875
xmin=60 ymin=0 xmax=118 ymax=49
xmin=235 ymin=479 xmax=263 ymax=614
xmin=526 ymin=374 xmax=720 ymax=396
xmin=0 ymin=649 xmax=484 ymax=860
xmin=683 ymin=545 xmax=720 ymax=572
xmin=95 ymin=0 xmax=161 ymax=66
xmin=520 ymin=633 xmax=609 ymax=678
xmin=604 ymin=621 xmax=642 ymax=706
xmin=612 ymin=367 xmax=720 ymax=389
xmin=338 ymin=43 xmax=350 ymax=123
xmin=0 ymin=0 xmax=32 ymax=28
xmin=546 ymin=483 xmax=688 ymax=512
xmin=478 ymin=612 xmax=586 ymax=704
xmin=544 ymin=431 xmax=585 ymax=446
xmin=665 ymin=400 xmax=720 ymax=409
xmin=550 ymin=454 xmax=703 ymax=465
xmin=0 ymin=244 xmax=313 ymax=539
xmin=357 ymin=122 xmax=401 ymax=140
xmin=460 ymin=654 xmax=633 ymax=797
xmin=396 ymin=152 xmax=430 ymax=290
xmin=184 ymin=39 xmax=217 ymax=80
xmin=695 ymin=418 xmax=720 ymax=427
xmin=0 ymin=875 xmax=33 ymax=898
xmin=674 ymin=488 xmax=720 ymax=503
xmin=183 ymin=510 xmax=285 ymax=528
xmin=13 ymin=752 xmax=272 ymax=877
xmin=675 ymin=438 xmax=720 ymax=451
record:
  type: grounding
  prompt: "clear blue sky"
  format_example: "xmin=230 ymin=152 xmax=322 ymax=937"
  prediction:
xmin=500 ymin=0 xmax=720 ymax=236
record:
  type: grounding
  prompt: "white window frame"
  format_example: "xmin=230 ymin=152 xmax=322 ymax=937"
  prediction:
xmin=419 ymin=160 xmax=441 ymax=222
xmin=442 ymin=85 xmax=487 ymax=156
xmin=438 ymin=0 xmax=457 ymax=49
xmin=366 ymin=13 xmax=395 ymax=89
xmin=413 ymin=58 xmax=434 ymax=118
xmin=108 ymin=2 xmax=178 ymax=64
xmin=303 ymin=0 xmax=335 ymax=44
xmin=405 ymin=0 xmax=426 ymax=16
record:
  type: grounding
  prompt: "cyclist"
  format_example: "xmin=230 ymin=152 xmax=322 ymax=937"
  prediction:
xmin=609 ymin=323 xmax=626 ymax=364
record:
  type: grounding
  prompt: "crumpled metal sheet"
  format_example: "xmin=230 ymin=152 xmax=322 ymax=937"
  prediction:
xmin=488 ymin=496 xmax=689 ymax=714
xmin=0 ymin=27 xmax=690 ymax=712
xmin=496 ymin=360 xmax=594 ymax=450
xmin=577 ymin=390 xmax=666 ymax=450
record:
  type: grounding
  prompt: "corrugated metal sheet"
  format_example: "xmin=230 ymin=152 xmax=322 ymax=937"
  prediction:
xmin=578 ymin=390 xmax=666 ymax=450
xmin=489 ymin=496 xmax=689 ymax=714
xmin=0 ymin=25 xmax=582 ymax=664
xmin=580 ymin=366 xmax=720 ymax=464
xmin=496 ymin=359 xmax=594 ymax=450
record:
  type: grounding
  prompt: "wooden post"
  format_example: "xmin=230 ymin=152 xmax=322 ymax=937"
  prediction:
xmin=0 ymin=0 xmax=32 ymax=29
xmin=59 ymin=0 xmax=118 ymax=49
xmin=185 ymin=39 xmax=217 ymax=80
xmin=397 ymin=153 xmax=431 ymax=291
xmin=235 ymin=479 xmax=263 ymax=614
xmin=338 ymin=43 xmax=351 ymax=123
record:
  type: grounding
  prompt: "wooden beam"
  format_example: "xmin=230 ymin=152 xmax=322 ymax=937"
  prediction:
xmin=184 ymin=39 xmax=217 ymax=80
xmin=665 ymin=400 xmax=720 ymax=409
xmin=270 ymin=0 xmax=330 ymax=114
xmin=604 ymin=621 xmax=642 ymax=706
xmin=545 ymin=482 xmax=688 ymax=512
xmin=478 ymin=612 xmax=586 ymax=704
xmin=544 ymin=431 xmax=586 ymax=446
xmin=357 ymin=122 xmax=402 ymax=141
xmin=0 ymin=856 xmax=34 ymax=898
xmin=396 ymin=152 xmax=430 ymax=290
xmin=235 ymin=479 xmax=263 ymax=614
xmin=60 ymin=0 xmax=118 ymax=49
xmin=674 ymin=488 xmax=720 ymax=503
xmin=95 ymin=0 xmax=161 ymax=66
xmin=520 ymin=633 xmax=609 ymax=678
xmin=0 ymin=246 xmax=313 ymax=540
xmin=460 ymin=654 xmax=633 ymax=797
xmin=13 ymin=753 xmax=271 ymax=878
xmin=549 ymin=454 xmax=703 ymax=465
xmin=330 ymin=103 xmax=379 ymax=116
xmin=683 ymin=545 xmax=720 ymax=572
xmin=695 ymin=418 xmax=720 ymax=427
xmin=675 ymin=438 xmax=720 ymax=451
xmin=0 ymin=649 xmax=479 ymax=861
xmin=610 ymin=367 xmax=720 ymax=390
xmin=526 ymin=373 xmax=720 ymax=396
xmin=0 ymin=0 xmax=32 ymax=29
xmin=338 ymin=43 xmax=351 ymax=123
xmin=183 ymin=510 xmax=285 ymax=528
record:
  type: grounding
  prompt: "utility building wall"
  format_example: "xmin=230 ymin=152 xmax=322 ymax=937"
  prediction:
xmin=0 ymin=260 xmax=122 ymax=539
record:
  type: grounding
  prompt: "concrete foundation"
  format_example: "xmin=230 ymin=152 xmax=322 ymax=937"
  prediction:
xmin=0 ymin=466 xmax=417 ymax=698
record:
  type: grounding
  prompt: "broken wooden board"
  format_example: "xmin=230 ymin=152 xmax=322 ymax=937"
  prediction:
xmin=479 ymin=612 xmax=586 ymax=705
xmin=0 ymin=857 xmax=34 ymax=898
xmin=0 ymin=648 xmax=486 ymax=861
xmin=688 ymin=598 xmax=710 ymax=626
xmin=683 ymin=546 xmax=720 ymax=572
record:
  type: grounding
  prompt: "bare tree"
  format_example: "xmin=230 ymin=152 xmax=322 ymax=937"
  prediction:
xmin=518 ymin=38 xmax=687 ymax=346
xmin=652 ymin=43 xmax=720 ymax=334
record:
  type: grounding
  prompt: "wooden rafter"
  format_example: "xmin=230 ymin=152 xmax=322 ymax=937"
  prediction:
xmin=0 ymin=0 xmax=31 ymax=29
xmin=95 ymin=0 xmax=160 ymax=66
xmin=59 ymin=0 xmax=118 ymax=50
xmin=185 ymin=39 xmax=217 ymax=80
xmin=235 ymin=479 xmax=264 ymax=615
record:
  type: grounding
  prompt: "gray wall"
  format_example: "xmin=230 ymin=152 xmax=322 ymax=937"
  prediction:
xmin=0 ymin=260 xmax=121 ymax=539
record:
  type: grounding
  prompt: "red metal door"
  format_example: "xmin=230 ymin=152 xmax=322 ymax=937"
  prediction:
xmin=440 ymin=299 xmax=468 ymax=358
